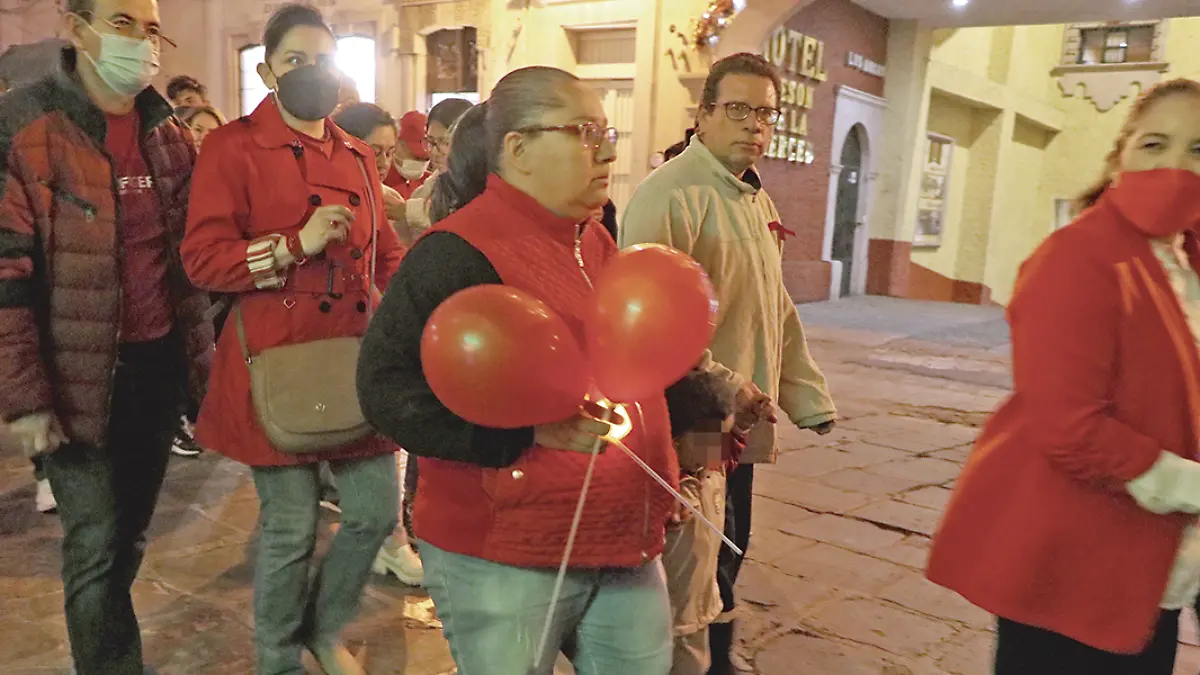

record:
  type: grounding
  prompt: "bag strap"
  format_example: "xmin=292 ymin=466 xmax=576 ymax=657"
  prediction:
xmin=236 ymin=153 xmax=381 ymax=366
xmin=351 ymin=153 xmax=379 ymax=319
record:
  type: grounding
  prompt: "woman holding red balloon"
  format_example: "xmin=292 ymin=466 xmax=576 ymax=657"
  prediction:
xmin=357 ymin=67 xmax=689 ymax=675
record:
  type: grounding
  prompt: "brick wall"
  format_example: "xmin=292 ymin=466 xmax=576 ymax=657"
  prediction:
xmin=757 ymin=0 xmax=889 ymax=302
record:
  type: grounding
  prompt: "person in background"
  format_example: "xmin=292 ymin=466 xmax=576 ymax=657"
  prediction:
xmin=331 ymin=100 xmax=425 ymax=586
xmin=357 ymin=67 xmax=675 ymax=675
xmin=620 ymin=53 xmax=837 ymax=675
xmin=168 ymin=103 xmax=229 ymax=460
xmin=175 ymin=104 xmax=225 ymax=149
xmin=166 ymin=73 xmax=207 ymax=107
xmin=663 ymin=128 xmax=696 ymax=163
xmin=333 ymin=102 xmax=411 ymax=241
xmin=401 ymin=97 xmax=473 ymax=241
xmin=384 ymin=110 xmax=432 ymax=198
xmin=927 ymin=79 xmax=1200 ymax=675
xmin=661 ymin=369 xmax=741 ymax=675
xmin=0 ymin=0 xmax=215 ymax=672
xmin=180 ymin=5 xmax=407 ymax=674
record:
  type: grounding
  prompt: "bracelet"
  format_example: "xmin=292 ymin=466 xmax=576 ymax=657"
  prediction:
xmin=285 ymin=233 xmax=308 ymax=266
xmin=247 ymin=235 xmax=286 ymax=290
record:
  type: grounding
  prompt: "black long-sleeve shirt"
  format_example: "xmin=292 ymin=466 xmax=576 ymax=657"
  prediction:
xmin=357 ymin=231 xmax=535 ymax=467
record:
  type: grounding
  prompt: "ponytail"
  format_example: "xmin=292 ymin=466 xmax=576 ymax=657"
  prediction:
xmin=430 ymin=102 xmax=491 ymax=224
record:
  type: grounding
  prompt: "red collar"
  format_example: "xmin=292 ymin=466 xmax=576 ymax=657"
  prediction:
xmin=246 ymin=95 xmax=363 ymax=159
xmin=485 ymin=174 xmax=584 ymax=243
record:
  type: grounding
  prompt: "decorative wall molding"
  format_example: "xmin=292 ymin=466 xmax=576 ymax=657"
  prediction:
xmin=1053 ymin=61 xmax=1169 ymax=112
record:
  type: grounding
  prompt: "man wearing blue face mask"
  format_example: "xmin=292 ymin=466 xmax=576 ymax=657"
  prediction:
xmin=0 ymin=1 xmax=214 ymax=674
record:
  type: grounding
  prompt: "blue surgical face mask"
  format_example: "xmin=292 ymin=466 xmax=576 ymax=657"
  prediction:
xmin=79 ymin=21 xmax=160 ymax=97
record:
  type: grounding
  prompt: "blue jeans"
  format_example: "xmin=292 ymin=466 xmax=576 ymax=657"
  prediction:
xmin=251 ymin=454 xmax=398 ymax=675
xmin=42 ymin=334 xmax=186 ymax=675
xmin=420 ymin=542 xmax=673 ymax=675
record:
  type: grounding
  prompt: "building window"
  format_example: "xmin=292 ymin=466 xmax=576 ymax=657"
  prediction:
xmin=238 ymin=36 xmax=377 ymax=117
xmin=1077 ymin=25 xmax=1154 ymax=65
xmin=426 ymin=28 xmax=479 ymax=109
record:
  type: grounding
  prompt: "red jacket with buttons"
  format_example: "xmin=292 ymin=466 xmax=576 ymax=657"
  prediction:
xmin=181 ymin=97 xmax=407 ymax=466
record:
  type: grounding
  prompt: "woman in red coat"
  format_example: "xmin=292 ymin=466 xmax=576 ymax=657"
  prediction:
xmin=926 ymin=78 xmax=1200 ymax=675
xmin=180 ymin=6 xmax=405 ymax=675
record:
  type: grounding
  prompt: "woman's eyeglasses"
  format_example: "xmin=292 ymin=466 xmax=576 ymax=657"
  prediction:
xmin=517 ymin=123 xmax=619 ymax=151
xmin=711 ymin=101 xmax=782 ymax=126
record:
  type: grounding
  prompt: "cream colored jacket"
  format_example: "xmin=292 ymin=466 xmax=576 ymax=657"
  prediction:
xmin=620 ymin=138 xmax=836 ymax=463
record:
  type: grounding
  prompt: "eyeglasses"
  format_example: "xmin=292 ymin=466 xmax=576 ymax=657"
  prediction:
xmin=711 ymin=101 xmax=782 ymax=126
xmin=78 ymin=12 xmax=177 ymax=48
xmin=517 ymin=123 xmax=619 ymax=151
xmin=425 ymin=136 xmax=449 ymax=151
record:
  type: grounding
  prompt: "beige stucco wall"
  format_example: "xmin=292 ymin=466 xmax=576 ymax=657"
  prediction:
xmin=901 ymin=17 xmax=1200 ymax=306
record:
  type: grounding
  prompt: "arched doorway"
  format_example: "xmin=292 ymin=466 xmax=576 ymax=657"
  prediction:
xmin=831 ymin=125 xmax=865 ymax=297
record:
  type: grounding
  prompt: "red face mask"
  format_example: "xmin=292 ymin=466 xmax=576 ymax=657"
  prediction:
xmin=1107 ymin=168 xmax=1200 ymax=238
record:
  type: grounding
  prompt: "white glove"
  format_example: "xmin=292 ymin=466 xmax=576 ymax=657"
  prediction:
xmin=1127 ymin=451 xmax=1200 ymax=515
xmin=6 ymin=412 xmax=67 ymax=459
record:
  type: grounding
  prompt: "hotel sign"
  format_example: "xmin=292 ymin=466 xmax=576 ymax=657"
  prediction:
xmin=762 ymin=26 xmax=827 ymax=164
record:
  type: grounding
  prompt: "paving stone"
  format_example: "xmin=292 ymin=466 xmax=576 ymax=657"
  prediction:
xmin=931 ymin=444 xmax=974 ymax=464
xmin=739 ymin=560 xmax=836 ymax=616
xmin=774 ymin=542 xmax=909 ymax=595
xmin=879 ymin=575 xmax=992 ymax=629
xmin=773 ymin=443 xmax=909 ymax=479
xmin=754 ymin=469 xmax=877 ymax=513
xmin=929 ymin=629 xmax=994 ymax=675
xmin=874 ymin=536 xmax=932 ymax=570
xmin=780 ymin=514 xmax=906 ymax=554
xmin=817 ymin=467 xmax=929 ymax=497
xmin=807 ymin=596 xmax=959 ymax=658
xmin=865 ymin=458 xmax=962 ymax=485
xmin=755 ymin=632 xmax=925 ymax=675
xmin=899 ymin=486 xmax=955 ymax=511
xmin=752 ymin=495 xmax=820 ymax=527
xmin=746 ymin=528 xmax=820 ymax=566
xmin=852 ymin=500 xmax=942 ymax=537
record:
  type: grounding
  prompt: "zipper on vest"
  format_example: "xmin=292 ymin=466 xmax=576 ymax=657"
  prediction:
xmin=38 ymin=180 xmax=98 ymax=222
xmin=578 ymin=225 xmax=656 ymax=558
xmin=573 ymin=224 xmax=593 ymax=289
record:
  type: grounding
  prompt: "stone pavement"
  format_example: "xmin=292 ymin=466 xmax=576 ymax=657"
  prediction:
xmin=0 ymin=296 xmax=1196 ymax=674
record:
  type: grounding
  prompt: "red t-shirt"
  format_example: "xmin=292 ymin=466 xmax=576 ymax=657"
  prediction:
xmin=106 ymin=110 xmax=172 ymax=343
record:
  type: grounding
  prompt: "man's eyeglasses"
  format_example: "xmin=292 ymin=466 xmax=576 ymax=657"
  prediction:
xmin=517 ymin=123 xmax=619 ymax=151
xmin=711 ymin=101 xmax=782 ymax=126
xmin=77 ymin=12 xmax=177 ymax=48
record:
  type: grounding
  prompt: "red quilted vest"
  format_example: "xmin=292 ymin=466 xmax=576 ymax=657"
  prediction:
xmin=412 ymin=176 xmax=679 ymax=568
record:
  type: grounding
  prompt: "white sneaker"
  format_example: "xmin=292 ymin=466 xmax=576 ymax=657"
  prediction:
xmin=371 ymin=538 xmax=424 ymax=586
xmin=36 ymin=478 xmax=56 ymax=514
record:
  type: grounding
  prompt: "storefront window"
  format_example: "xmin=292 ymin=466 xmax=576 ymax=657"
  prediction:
xmin=238 ymin=36 xmax=377 ymax=117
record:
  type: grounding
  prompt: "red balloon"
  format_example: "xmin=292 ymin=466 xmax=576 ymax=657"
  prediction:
xmin=421 ymin=285 xmax=588 ymax=428
xmin=586 ymin=244 xmax=718 ymax=402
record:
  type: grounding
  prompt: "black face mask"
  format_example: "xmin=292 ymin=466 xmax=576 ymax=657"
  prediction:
xmin=273 ymin=65 xmax=340 ymax=122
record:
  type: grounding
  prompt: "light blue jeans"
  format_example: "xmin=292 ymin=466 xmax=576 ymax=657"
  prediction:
xmin=420 ymin=542 xmax=673 ymax=675
xmin=251 ymin=454 xmax=398 ymax=675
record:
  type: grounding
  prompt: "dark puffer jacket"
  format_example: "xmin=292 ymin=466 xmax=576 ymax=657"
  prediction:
xmin=0 ymin=48 xmax=213 ymax=445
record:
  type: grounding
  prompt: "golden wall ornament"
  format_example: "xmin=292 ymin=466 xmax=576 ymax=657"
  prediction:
xmin=689 ymin=0 xmax=747 ymax=50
